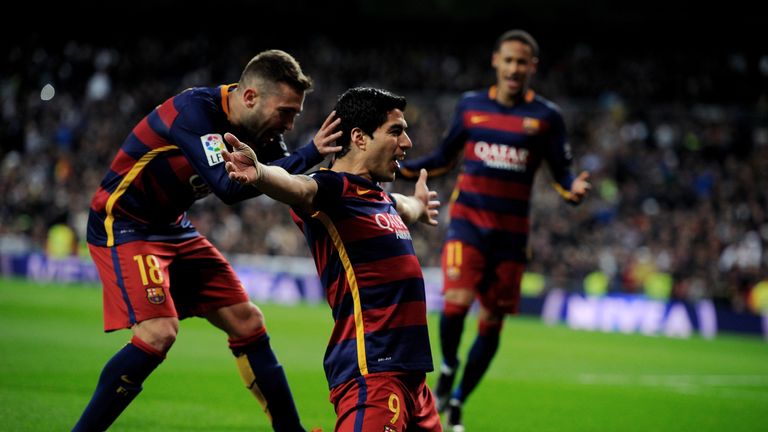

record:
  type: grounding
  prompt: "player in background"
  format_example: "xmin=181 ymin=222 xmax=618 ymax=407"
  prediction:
xmin=222 ymin=87 xmax=443 ymax=431
xmin=398 ymin=30 xmax=591 ymax=431
xmin=74 ymin=49 xmax=342 ymax=432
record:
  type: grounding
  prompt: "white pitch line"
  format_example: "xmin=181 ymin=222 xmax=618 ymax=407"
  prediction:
xmin=577 ymin=373 xmax=768 ymax=387
xmin=576 ymin=373 xmax=768 ymax=399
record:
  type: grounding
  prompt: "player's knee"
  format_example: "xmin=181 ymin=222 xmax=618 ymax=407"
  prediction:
xmin=205 ymin=301 xmax=267 ymax=339
xmin=241 ymin=304 xmax=266 ymax=334
xmin=228 ymin=302 xmax=266 ymax=339
xmin=150 ymin=325 xmax=178 ymax=353
xmin=444 ymin=288 xmax=474 ymax=307
xmin=478 ymin=308 xmax=505 ymax=326
xmin=133 ymin=317 xmax=178 ymax=354
xmin=478 ymin=318 xmax=504 ymax=336
xmin=443 ymin=300 xmax=470 ymax=317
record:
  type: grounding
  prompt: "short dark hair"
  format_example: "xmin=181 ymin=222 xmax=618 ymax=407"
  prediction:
xmin=333 ymin=87 xmax=407 ymax=159
xmin=240 ymin=49 xmax=313 ymax=93
xmin=494 ymin=29 xmax=539 ymax=58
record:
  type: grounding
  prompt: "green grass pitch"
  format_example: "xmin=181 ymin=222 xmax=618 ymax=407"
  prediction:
xmin=2 ymin=277 xmax=767 ymax=431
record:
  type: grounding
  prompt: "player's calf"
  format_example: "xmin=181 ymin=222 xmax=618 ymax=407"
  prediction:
xmin=73 ymin=336 xmax=166 ymax=431
xmin=230 ymin=328 xmax=305 ymax=432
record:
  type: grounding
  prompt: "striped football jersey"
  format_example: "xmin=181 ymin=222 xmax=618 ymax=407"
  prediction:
xmin=400 ymin=86 xmax=576 ymax=262
xmin=291 ymin=170 xmax=433 ymax=389
xmin=87 ymin=84 xmax=322 ymax=247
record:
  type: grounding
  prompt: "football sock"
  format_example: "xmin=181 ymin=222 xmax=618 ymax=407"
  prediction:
xmin=230 ymin=328 xmax=305 ymax=432
xmin=72 ymin=336 xmax=165 ymax=431
xmin=453 ymin=319 xmax=502 ymax=403
xmin=440 ymin=302 xmax=469 ymax=369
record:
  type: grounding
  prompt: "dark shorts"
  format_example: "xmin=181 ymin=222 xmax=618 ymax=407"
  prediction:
xmin=330 ymin=372 xmax=442 ymax=432
xmin=89 ymin=236 xmax=248 ymax=331
xmin=441 ymin=240 xmax=525 ymax=314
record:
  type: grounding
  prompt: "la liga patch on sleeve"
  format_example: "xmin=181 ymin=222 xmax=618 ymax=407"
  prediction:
xmin=201 ymin=133 xmax=224 ymax=166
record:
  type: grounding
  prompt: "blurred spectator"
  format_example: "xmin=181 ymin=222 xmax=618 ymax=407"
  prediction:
xmin=45 ymin=219 xmax=77 ymax=259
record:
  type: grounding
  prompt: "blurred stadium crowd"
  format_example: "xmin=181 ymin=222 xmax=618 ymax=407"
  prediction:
xmin=2 ymin=32 xmax=767 ymax=312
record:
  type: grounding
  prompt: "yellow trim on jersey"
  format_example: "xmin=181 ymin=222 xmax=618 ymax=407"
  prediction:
xmin=105 ymin=145 xmax=179 ymax=247
xmin=449 ymin=182 xmax=461 ymax=206
xmin=551 ymin=181 xmax=573 ymax=201
xmin=313 ymin=211 xmax=368 ymax=376
xmin=399 ymin=166 xmax=420 ymax=179
xmin=445 ymin=175 xmax=461 ymax=226
xmin=427 ymin=165 xmax=456 ymax=178
xmin=400 ymin=165 xmax=455 ymax=179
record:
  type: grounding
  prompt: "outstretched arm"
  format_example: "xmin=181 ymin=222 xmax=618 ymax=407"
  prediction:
xmin=543 ymin=108 xmax=591 ymax=205
xmin=221 ymin=132 xmax=318 ymax=214
xmin=399 ymin=101 xmax=467 ymax=180
xmin=392 ymin=168 xmax=440 ymax=226
xmin=552 ymin=170 xmax=591 ymax=204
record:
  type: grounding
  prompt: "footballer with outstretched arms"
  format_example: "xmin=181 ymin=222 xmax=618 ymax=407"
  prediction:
xmin=223 ymin=87 xmax=444 ymax=432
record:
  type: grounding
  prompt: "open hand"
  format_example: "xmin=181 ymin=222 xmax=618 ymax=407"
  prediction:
xmin=414 ymin=169 xmax=440 ymax=226
xmin=221 ymin=132 xmax=261 ymax=184
xmin=569 ymin=170 xmax=592 ymax=203
xmin=313 ymin=110 xmax=343 ymax=156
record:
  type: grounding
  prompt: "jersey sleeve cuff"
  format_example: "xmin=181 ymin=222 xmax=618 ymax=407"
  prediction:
xmin=296 ymin=140 xmax=323 ymax=165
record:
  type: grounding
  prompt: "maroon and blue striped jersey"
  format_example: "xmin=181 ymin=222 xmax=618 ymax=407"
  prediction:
xmin=290 ymin=170 xmax=433 ymax=389
xmin=87 ymin=85 xmax=323 ymax=247
xmin=400 ymin=86 xmax=576 ymax=262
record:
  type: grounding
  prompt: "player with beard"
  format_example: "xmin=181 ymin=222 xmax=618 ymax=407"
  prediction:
xmin=75 ymin=49 xmax=341 ymax=432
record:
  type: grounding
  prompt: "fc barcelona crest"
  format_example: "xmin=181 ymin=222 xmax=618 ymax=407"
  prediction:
xmin=522 ymin=117 xmax=540 ymax=134
xmin=146 ymin=287 xmax=166 ymax=304
xmin=383 ymin=425 xmax=398 ymax=432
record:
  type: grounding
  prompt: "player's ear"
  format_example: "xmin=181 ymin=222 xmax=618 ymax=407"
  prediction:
xmin=351 ymin=127 xmax=367 ymax=151
xmin=242 ymin=87 xmax=259 ymax=109
xmin=530 ymin=56 xmax=539 ymax=73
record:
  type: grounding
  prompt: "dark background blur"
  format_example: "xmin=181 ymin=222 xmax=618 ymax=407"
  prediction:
xmin=2 ymin=0 xmax=767 ymax=312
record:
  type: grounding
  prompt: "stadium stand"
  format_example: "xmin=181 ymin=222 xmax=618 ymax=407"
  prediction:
xmin=1 ymin=22 xmax=766 ymax=314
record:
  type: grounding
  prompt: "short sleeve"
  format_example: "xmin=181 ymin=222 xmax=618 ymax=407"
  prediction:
xmin=307 ymin=170 xmax=344 ymax=212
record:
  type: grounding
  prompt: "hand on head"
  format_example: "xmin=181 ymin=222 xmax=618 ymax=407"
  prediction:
xmin=313 ymin=111 xmax=343 ymax=156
